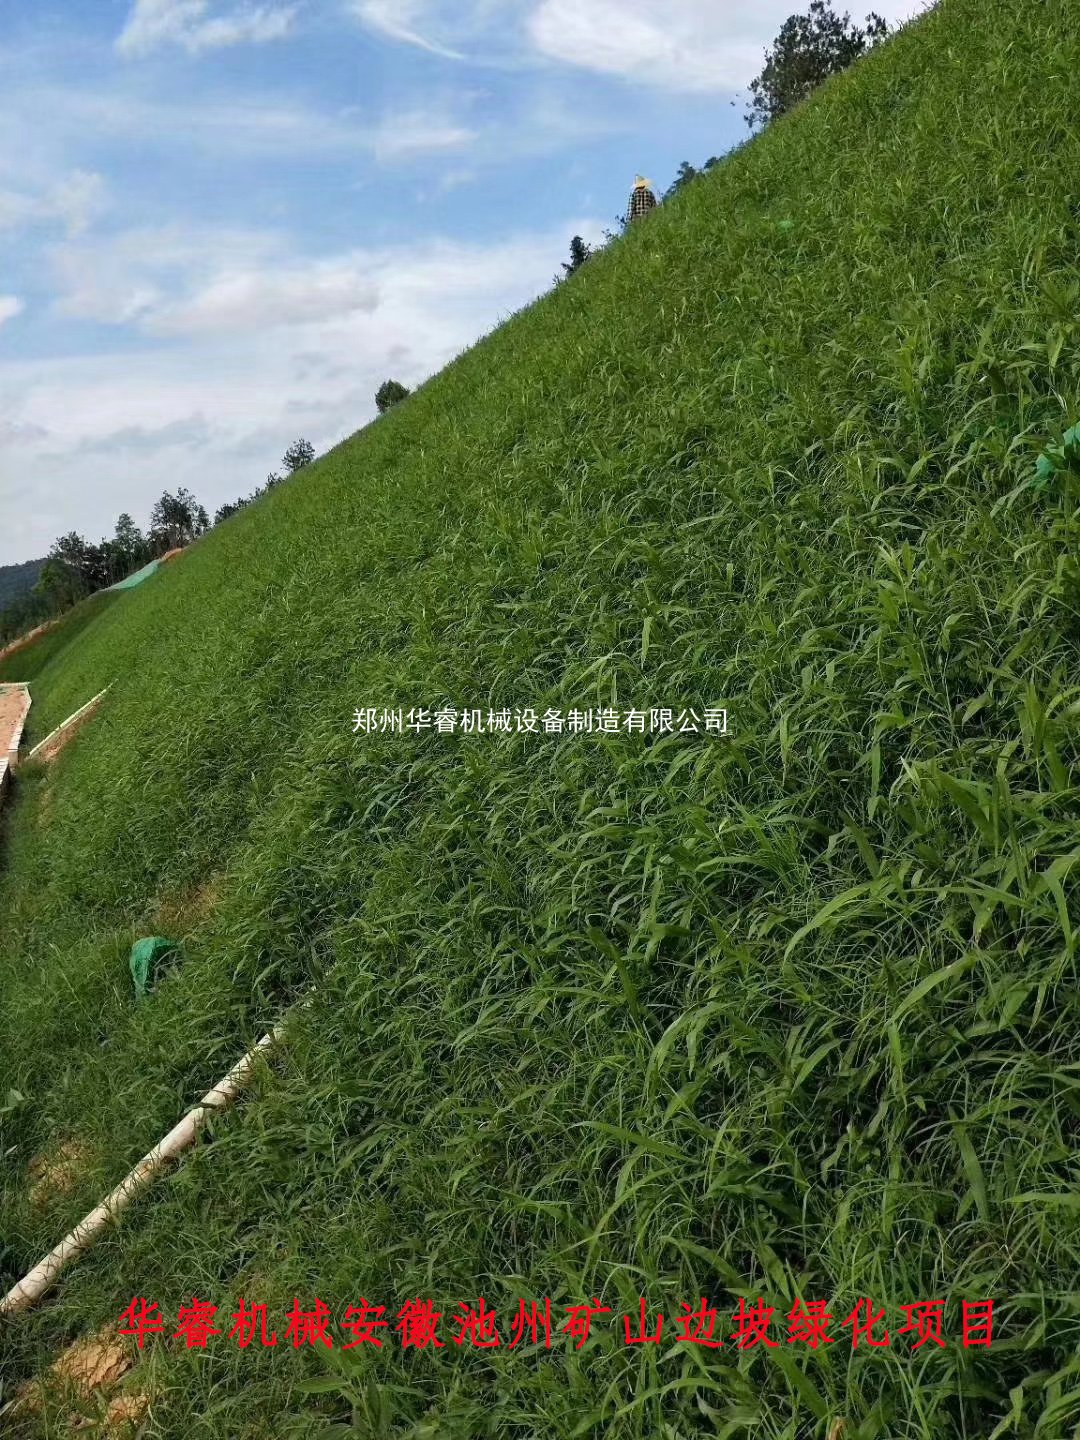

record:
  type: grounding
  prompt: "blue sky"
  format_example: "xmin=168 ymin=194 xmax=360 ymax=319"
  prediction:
xmin=0 ymin=0 xmax=924 ymax=564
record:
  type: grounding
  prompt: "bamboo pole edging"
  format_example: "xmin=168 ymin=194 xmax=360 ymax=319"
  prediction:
xmin=25 ymin=685 xmax=112 ymax=763
xmin=0 ymin=1008 xmax=301 ymax=1318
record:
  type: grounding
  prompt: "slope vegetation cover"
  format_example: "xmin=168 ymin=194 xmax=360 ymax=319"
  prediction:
xmin=0 ymin=590 xmax=119 ymax=708
xmin=3 ymin=1 xmax=1080 ymax=1433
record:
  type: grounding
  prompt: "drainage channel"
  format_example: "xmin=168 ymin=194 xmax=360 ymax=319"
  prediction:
xmin=0 ymin=682 xmax=31 ymax=809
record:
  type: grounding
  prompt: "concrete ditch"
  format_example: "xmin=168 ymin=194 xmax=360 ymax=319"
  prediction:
xmin=0 ymin=682 xmax=31 ymax=811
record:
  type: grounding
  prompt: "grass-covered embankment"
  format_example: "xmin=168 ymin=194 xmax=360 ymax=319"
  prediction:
xmin=0 ymin=589 xmax=119 ymax=730
xmin=3 ymin=0 xmax=1080 ymax=1433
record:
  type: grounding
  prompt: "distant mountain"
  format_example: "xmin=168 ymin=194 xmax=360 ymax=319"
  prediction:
xmin=0 ymin=558 xmax=46 ymax=611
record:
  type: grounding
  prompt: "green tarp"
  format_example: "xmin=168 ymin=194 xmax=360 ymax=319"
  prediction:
xmin=130 ymin=936 xmax=181 ymax=999
xmin=108 ymin=558 xmax=163 ymax=591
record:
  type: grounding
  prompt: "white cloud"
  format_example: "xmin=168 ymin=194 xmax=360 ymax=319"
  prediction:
xmin=49 ymin=224 xmax=282 ymax=329
xmin=347 ymin=0 xmax=932 ymax=93
xmin=0 ymin=190 xmax=35 ymax=232
xmin=350 ymin=1 xmax=467 ymax=59
xmin=47 ymin=170 xmax=108 ymax=237
xmin=527 ymin=0 xmax=930 ymax=92
xmin=0 ymin=218 xmax=608 ymax=562
xmin=371 ymin=108 xmax=478 ymax=162
xmin=528 ymin=0 xmax=741 ymax=91
xmin=50 ymin=219 xmax=608 ymax=339
xmin=117 ymin=0 xmax=298 ymax=56
xmin=0 ymin=170 xmax=106 ymax=239
xmin=0 ymin=295 xmax=23 ymax=327
xmin=4 ymin=82 xmax=483 ymax=170
xmin=436 ymin=168 xmax=478 ymax=193
xmin=0 ymin=418 xmax=48 ymax=442
xmin=152 ymin=260 xmax=380 ymax=335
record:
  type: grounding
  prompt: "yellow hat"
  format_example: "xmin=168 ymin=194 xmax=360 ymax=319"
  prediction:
xmin=634 ymin=175 xmax=652 ymax=188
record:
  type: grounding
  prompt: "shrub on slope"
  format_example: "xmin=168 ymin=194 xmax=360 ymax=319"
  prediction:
xmin=3 ymin=1 xmax=1080 ymax=1434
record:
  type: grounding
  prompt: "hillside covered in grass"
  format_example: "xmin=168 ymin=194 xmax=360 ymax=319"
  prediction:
xmin=3 ymin=0 xmax=1080 ymax=1433
xmin=0 ymin=591 xmax=120 ymax=704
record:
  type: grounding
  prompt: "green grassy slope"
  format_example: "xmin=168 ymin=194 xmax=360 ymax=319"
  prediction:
xmin=0 ymin=591 xmax=120 ymax=729
xmin=4 ymin=1 xmax=1080 ymax=1433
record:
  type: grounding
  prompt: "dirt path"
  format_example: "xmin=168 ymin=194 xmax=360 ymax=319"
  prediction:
xmin=0 ymin=683 xmax=31 ymax=761
xmin=1 ymin=684 xmax=31 ymax=805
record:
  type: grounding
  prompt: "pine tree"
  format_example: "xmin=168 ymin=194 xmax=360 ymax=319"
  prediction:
xmin=746 ymin=3 xmax=887 ymax=129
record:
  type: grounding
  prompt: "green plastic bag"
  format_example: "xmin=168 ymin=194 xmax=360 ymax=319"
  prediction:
xmin=130 ymin=937 xmax=180 ymax=999
xmin=1033 ymin=421 xmax=1080 ymax=490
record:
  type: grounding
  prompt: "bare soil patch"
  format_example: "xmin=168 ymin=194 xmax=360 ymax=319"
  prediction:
xmin=28 ymin=1138 xmax=93 ymax=1210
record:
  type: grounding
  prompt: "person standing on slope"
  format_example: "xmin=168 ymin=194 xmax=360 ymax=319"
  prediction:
xmin=626 ymin=175 xmax=658 ymax=224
